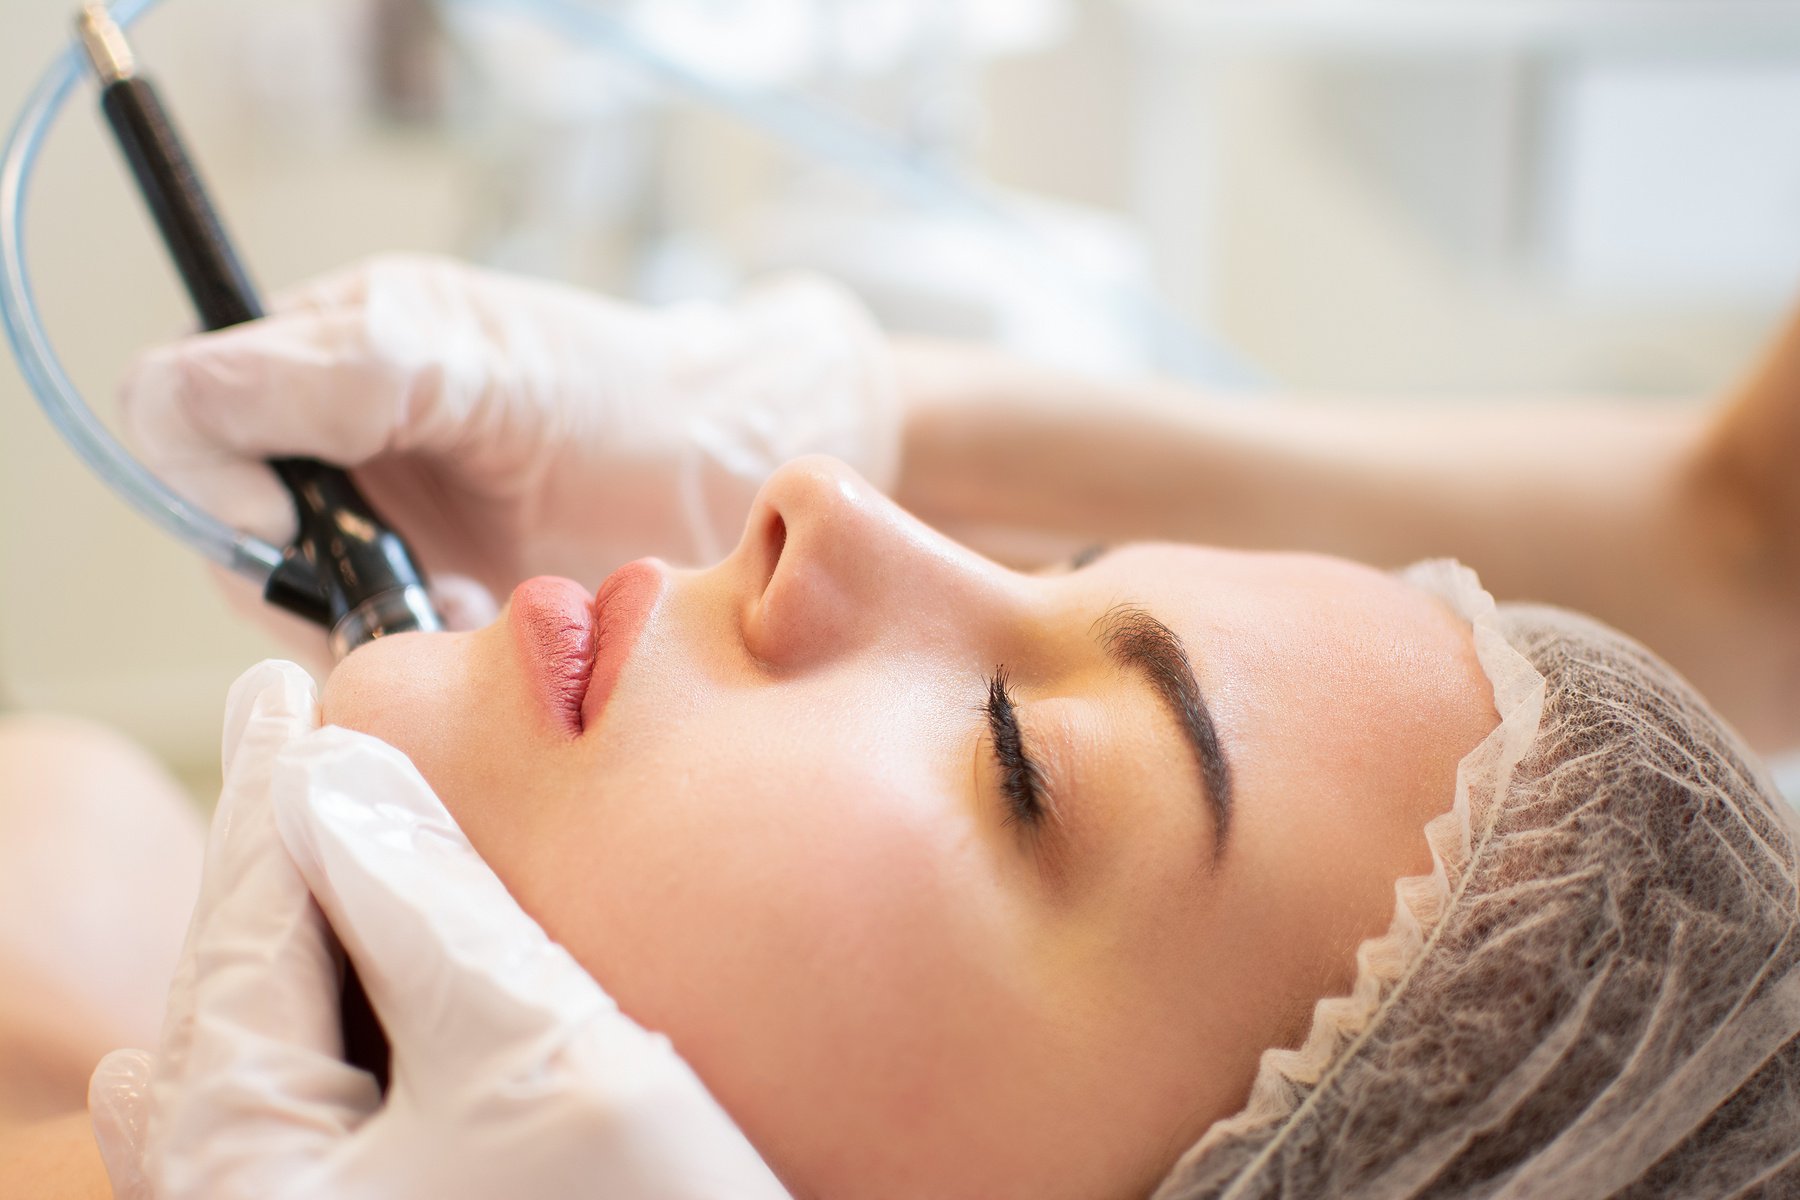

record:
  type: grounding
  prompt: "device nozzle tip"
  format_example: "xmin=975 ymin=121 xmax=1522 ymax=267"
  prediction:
xmin=76 ymin=4 xmax=135 ymax=83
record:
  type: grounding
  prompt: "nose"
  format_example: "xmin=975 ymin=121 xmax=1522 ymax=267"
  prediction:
xmin=736 ymin=455 xmax=1018 ymax=670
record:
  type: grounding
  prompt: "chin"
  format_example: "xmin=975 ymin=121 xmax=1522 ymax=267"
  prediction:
xmin=320 ymin=629 xmax=502 ymax=783
xmin=318 ymin=626 xmax=548 ymax=860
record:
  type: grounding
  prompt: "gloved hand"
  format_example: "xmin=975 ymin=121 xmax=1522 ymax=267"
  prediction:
xmin=88 ymin=660 xmax=790 ymax=1200
xmin=119 ymin=254 xmax=899 ymax=642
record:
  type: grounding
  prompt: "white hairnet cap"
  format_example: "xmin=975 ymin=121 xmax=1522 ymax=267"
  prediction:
xmin=1154 ymin=560 xmax=1800 ymax=1199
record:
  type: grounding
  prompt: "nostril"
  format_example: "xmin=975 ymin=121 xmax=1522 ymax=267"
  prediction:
xmin=761 ymin=510 xmax=787 ymax=593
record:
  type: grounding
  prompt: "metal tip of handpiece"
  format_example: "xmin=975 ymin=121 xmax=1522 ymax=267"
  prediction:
xmin=76 ymin=4 xmax=135 ymax=83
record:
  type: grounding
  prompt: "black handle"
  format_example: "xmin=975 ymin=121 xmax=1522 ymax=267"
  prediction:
xmin=99 ymin=77 xmax=262 ymax=329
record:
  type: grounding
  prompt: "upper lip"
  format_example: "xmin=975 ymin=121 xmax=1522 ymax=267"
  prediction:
xmin=577 ymin=559 xmax=666 ymax=736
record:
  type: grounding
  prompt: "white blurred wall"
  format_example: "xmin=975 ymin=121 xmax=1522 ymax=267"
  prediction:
xmin=3 ymin=0 xmax=1799 ymax=795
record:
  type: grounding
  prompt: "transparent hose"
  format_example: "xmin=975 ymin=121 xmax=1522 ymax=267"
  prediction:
xmin=1 ymin=0 xmax=1253 ymax=589
xmin=0 ymin=0 xmax=284 ymax=581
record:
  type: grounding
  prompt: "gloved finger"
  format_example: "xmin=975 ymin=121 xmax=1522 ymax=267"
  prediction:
xmin=271 ymin=728 xmax=617 ymax=1096
xmin=216 ymin=659 xmax=320 ymax=782
xmin=154 ymin=661 xmax=321 ymax=1086
xmin=89 ymin=1048 xmax=153 ymax=1200
xmin=428 ymin=572 xmax=499 ymax=633
xmin=154 ymin=663 xmax=378 ymax=1191
xmin=117 ymin=308 xmax=414 ymax=516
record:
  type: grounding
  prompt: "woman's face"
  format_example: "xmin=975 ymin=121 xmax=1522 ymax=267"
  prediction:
xmin=323 ymin=456 xmax=1498 ymax=1200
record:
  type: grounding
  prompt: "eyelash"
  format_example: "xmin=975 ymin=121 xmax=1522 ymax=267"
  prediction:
xmin=984 ymin=666 xmax=1047 ymax=832
xmin=981 ymin=546 xmax=1103 ymax=840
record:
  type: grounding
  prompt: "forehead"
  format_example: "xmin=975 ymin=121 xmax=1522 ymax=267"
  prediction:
xmin=1097 ymin=544 xmax=1490 ymax=761
xmin=1099 ymin=543 xmax=1460 ymax=644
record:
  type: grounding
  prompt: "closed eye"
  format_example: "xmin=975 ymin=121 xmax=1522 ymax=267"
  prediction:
xmin=985 ymin=666 xmax=1048 ymax=833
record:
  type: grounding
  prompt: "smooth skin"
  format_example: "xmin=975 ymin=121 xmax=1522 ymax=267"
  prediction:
xmin=320 ymin=456 xmax=1499 ymax=1200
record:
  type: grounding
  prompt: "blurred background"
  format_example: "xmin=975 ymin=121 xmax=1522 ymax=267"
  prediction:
xmin=4 ymin=0 xmax=1800 ymax=799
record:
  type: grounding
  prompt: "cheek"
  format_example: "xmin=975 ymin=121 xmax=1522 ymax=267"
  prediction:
xmin=533 ymin=656 xmax=983 ymax=1014
xmin=319 ymin=630 xmax=448 ymax=745
xmin=526 ymin=729 xmax=1024 ymax=1179
xmin=539 ymin=741 xmax=974 ymax=1039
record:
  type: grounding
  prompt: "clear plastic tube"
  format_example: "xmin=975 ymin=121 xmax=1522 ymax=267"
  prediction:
xmin=0 ymin=0 xmax=284 ymax=581
xmin=1 ymin=0 xmax=1253 ymax=591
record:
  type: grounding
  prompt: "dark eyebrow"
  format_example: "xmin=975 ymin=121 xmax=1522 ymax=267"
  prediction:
xmin=1093 ymin=604 xmax=1233 ymax=859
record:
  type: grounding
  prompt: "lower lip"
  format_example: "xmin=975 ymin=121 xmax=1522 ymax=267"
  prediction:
xmin=509 ymin=562 xmax=665 ymax=737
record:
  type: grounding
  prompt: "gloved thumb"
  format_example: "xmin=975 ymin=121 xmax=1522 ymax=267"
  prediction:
xmin=89 ymin=1048 xmax=154 ymax=1200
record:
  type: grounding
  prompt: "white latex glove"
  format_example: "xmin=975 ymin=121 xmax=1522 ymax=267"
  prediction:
xmin=119 ymin=254 xmax=899 ymax=639
xmin=88 ymin=660 xmax=790 ymax=1200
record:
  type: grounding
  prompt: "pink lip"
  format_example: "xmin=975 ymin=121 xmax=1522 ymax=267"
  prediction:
xmin=509 ymin=561 xmax=666 ymax=738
